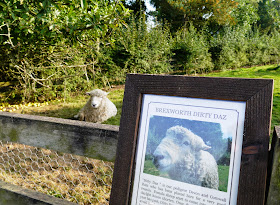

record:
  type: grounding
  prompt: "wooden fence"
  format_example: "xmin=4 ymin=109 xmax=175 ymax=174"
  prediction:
xmin=0 ymin=112 xmax=279 ymax=205
xmin=0 ymin=112 xmax=118 ymax=205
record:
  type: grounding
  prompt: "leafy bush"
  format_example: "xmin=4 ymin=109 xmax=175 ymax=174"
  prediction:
xmin=104 ymin=15 xmax=172 ymax=84
xmin=0 ymin=0 xmax=130 ymax=102
xmin=212 ymin=25 xmax=251 ymax=70
xmin=210 ymin=25 xmax=280 ymax=70
xmin=172 ymin=25 xmax=214 ymax=74
xmin=2 ymin=1 xmax=280 ymax=104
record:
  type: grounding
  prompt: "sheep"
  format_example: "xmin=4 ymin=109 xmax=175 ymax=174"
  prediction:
xmin=74 ymin=89 xmax=117 ymax=123
xmin=152 ymin=125 xmax=219 ymax=189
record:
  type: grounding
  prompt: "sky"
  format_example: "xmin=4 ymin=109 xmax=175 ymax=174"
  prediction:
xmin=145 ymin=0 xmax=156 ymax=12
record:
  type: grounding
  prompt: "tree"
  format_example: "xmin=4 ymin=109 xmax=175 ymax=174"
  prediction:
xmin=232 ymin=0 xmax=260 ymax=26
xmin=150 ymin=0 xmax=185 ymax=32
xmin=124 ymin=0 xmax=147 ymax=18
xmin=257 ymin=0 xmax=280 ymax=32
xmin=150 ymin=0 xmax=238 ymax=32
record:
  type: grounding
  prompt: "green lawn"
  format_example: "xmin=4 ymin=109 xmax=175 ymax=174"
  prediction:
xmin=203 ymin=64 xmax=280 ymax=131
xmin=218 ymin=165 xmax=229 ymax=192
xmin=1 ymin=87 xmax=124 ymax=126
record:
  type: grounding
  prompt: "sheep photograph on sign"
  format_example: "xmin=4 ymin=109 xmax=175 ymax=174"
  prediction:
xmin=110 ymin=74 xmax=274 ymax=205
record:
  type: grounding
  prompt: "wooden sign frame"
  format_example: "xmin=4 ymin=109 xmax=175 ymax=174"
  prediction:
xmin=110 ymin=74 xmax=273 ymax=205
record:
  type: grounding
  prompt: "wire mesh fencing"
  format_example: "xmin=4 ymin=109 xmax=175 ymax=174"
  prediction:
xmin=0 ymin=140 xmax=114 ymax=205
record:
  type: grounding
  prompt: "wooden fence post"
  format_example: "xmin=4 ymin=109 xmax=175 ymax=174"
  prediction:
xmin=266 ymin=126 xmax=280 ymax=204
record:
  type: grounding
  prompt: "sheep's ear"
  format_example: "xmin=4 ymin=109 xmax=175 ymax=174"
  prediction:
xmin=86 ymin=92 xmax=91 ymax=95
xmin=202 ymin=144 xmax=211 ymax=150
xmin=194 ymin=137 xmax=211 ymax=151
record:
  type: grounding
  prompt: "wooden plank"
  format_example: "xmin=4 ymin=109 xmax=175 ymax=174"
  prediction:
xmin=0 ymin=112 xmax=119 ymax=161
xmin=266 ymin=126 xmax=280 ymax=205
xmin=0 ymin=180 xmax=76 ymax=205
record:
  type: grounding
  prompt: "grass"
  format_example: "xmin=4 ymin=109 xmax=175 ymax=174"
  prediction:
xmin=203 ymin=64 xmax=280 ymax=131
xmin=143 ymin=159 xmax=161 ymax=176
xmin=218 ymin=165 xmax=229 ymax=192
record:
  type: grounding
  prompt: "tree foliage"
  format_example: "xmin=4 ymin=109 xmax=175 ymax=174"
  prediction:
xmin=168 ymin=0 xmax=238 ymax=26
xmin=150 ymin=0 xmax=239 ymax=32
xmin=0 ymin=0 xmax=130 ymax=102
xmin=257 ymin=0 xmax=280 ymax=32
xmin=233 ymin=0 xmax=260 ymax=26
xmin=150 ymin=0 xmax=280 ymax=32
xmin=0 ymin=0 xmax=130 ymax=47
xmin=1 ymin=0 xmax=280 ymax=104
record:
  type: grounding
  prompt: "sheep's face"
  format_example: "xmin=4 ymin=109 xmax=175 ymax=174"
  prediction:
xmin=152 ymin=126 xmax=210 ymax=172
xmin=90 ymin=96 xmax=103 ymax=108
xmin=86 ymin=89 xmax=108 ymax=109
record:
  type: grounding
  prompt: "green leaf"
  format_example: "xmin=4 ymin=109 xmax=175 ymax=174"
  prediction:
xmin=81 ymin=0 xmax=87 ymax=9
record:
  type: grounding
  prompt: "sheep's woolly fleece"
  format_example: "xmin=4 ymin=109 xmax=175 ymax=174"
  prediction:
xmin=153 ymin=125 xmax=219 ymax=189
xmin=75 ymin=89 xmax=117 ymax=123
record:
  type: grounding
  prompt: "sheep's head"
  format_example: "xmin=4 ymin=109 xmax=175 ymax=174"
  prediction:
xmin=152 ymin=126 xmax=210 ymax=172
xmin=86 ymin=89 xmax=108 ymax=109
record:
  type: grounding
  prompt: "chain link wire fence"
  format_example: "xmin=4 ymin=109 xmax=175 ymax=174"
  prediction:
xmin=0 ymin=140 xmax=114 ymax=204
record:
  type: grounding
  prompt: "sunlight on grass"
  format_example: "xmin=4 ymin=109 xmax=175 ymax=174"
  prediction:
xmin=203 ymin=64 xmax=280 ymax=130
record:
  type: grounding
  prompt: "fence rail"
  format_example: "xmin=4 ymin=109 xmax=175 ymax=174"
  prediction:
xmin=0 ymin=180 xmax=76 ymax=205
xmin=0 ymin=112 xmax=119 ymax=162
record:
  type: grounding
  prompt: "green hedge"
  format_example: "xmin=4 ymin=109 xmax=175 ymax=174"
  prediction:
xmin=2 ymin=17 xmax=280 ymax=103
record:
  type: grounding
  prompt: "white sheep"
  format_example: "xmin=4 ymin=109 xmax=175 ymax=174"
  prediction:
xmin=152 ymin=125 xmax=219 ymax=189
xmin=74 ymin=89 xmax=117 ymax=123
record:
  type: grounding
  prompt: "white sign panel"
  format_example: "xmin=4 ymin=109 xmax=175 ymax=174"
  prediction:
xmin=131 ymin=94 xmax=246 ymax=205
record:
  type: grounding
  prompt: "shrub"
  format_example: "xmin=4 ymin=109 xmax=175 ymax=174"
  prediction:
xmin=105 ymin=15 xmax=173 ymax=83
xmin=172 ymin=25 xmax=214 ymax=74
xmin=212 ymin=25 xmax=250 ymax=70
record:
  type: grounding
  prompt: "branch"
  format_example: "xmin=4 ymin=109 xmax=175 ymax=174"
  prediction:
xmin=0 ymin=23 xmax=15 ymax=47
xmin=36 ymin=63 xmax=94 ymax=69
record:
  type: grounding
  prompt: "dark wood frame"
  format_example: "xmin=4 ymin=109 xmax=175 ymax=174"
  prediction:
xmin=110 ymin=74 xmax=274 ymax=205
